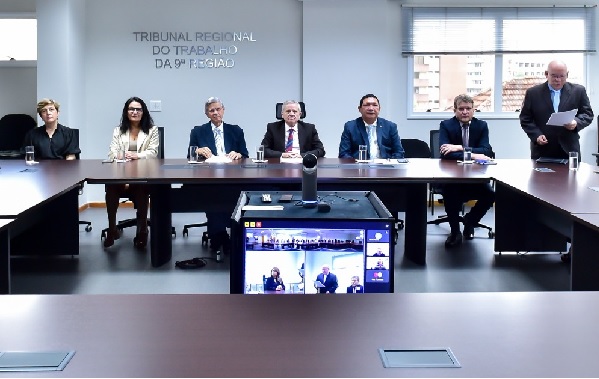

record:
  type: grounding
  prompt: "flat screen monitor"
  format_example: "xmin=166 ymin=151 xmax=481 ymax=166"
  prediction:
xmin=238 ymin=218 xmax=394 ymax=294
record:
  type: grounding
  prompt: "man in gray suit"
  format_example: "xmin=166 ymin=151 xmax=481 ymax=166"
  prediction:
xmin=519 ymin=60 xmax=593 ymax=160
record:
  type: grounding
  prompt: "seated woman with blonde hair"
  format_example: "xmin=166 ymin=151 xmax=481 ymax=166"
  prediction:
xmin=103 ymin=97 xmax=159 ymax=250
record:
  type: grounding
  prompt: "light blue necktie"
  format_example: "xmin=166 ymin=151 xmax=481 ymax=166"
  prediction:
xmin=367 ymin=125 xmax=376 ymax=159
xmin=551 ymin=90 xmax=560 ymax=113
xmin=214 ymin=128 xmax=224 ymax=156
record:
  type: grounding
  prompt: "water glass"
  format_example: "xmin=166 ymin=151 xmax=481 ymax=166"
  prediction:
xmin=117 ymin=147 xmax=126 ymax=161
xmin=569 ymin=151 xmax=579 ymax=171
xmin=189 ymin=145 xmax=199 ymax=162
xmin=463 ymin=147 xmax=473 ymax=164
xmin=358 ymin=145 xmax=368 ymax=161
xmin=256 ymin=145 xmax=265 ymax=161
xmin=25 ymin=145 xmax=35 ymax=165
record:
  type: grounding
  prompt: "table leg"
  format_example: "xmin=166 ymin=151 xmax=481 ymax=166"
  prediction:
xmin=150 ymin=184 xmax=172 ymax=267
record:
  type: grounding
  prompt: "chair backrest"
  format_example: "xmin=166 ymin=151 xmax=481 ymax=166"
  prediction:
xmin=402 ymin=139 xmax=431 ymax=158
xmin=71 ymin=128 xmax=81 ymax=159
xmin=429 ymin=130 xmax=441 ymax=159
xmin=0 ymin=114 xmax=36 ymax=151
xmin=157 ymin=126 xmax=165 ymax=159
xmin=275 ymin=102 xmax=306 ymax=120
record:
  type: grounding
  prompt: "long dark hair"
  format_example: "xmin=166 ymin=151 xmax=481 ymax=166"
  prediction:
xmin=119 ymin=97 xmax=154 ymax=134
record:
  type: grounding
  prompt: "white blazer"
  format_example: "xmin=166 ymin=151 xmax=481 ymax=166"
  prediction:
xmin=108 ymin=125 xmax=159 ymax=159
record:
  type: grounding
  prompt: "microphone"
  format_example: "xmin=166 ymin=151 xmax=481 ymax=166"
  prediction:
xmin=302 ymin=153 xmax=318 ymax=208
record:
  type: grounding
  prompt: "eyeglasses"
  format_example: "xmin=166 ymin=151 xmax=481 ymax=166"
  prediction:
xmin=40 ymin=107 xmax=57 ymax=114
xmin=128 ymin=107 xmax=143 ymax=113
xmin=549 ymin=74 xmax=566 ymax=80
xmin=207 ymin=107 xmax=222 ymax=113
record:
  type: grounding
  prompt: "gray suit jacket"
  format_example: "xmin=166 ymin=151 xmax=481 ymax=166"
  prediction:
xmin=519 ymin=81 xmax=593 ymax=159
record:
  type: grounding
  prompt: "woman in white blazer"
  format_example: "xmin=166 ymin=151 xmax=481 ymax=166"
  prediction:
xmin=104 ymin=97 xmax=159 ymax=249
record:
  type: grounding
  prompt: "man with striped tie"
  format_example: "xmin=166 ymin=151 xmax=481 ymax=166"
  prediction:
xmin=188 ymin=97 xmax=249 ymax=253
xmin=260 ymin=100 xmax=325 ymax=158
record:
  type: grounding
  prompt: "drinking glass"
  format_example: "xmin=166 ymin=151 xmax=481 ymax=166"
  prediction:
xmin=358 ymin=145 xmax=368 ymax=161
xmin=25 ymin=145 xmax=35 ymax=165
xmin=569 ymin=151 xmax=579 ymax=171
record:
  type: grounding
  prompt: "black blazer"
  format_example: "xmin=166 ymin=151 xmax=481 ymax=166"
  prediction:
xmin=260 ymin=120 xmax=325 ymax=158
xmin=519 ymin=81 xmax=593 ymax=159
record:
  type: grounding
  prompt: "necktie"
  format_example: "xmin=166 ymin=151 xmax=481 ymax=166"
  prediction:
xmin=285 ymin=128 xmax=294 ymax=152
xmin=551 ymin=90 xmax=560 ymax=113
xmin=462 ymin=124 xmax=469 ymax=148
xmin=214 ymin=128 xmax=224 ymax=156
xmin=367 ymin=125 xmax=376 ymax=159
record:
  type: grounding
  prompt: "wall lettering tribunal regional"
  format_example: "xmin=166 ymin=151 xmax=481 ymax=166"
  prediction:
xmin=132 ymin=31 xmax=257 ymax=69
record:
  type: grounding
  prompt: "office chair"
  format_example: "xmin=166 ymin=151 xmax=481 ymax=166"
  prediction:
xmin=101 ymin=126 xmax=176 ymax=240
xmin=427 ymin=129 xmax=495 ymax=239
xmin=0 ymin=114 xmax=36 ymax=158
xmin=275 ymin=101 xmax=306 ymax=120
xmin=72 ymin=128 xmax=92 ymax=232
xmin=398 ymin=139 xmax=431 ymax=230
xmin=182 ymin=102 xmax=307 ymax=244
xmin=181 ymin=126 xmax=208 ymax=244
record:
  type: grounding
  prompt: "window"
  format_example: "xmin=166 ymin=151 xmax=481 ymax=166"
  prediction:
xmin=403 ymin=7 xmax=595 ymax=114
xmin=0 ymin=17 xmax=37 ymax=61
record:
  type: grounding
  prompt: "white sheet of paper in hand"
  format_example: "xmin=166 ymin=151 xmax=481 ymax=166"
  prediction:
xmin=205 ymin=155 xmax=232 ymax=163
xmin=546 ymin=109 xmax=577 ymax=126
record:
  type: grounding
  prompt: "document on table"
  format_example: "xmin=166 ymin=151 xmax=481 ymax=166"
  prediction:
xmin=241 ymin=205 xmax=284 ymax=211
xmin=280 ymin=157 xmax=303 ymax=164
xmin=546 ymin=109 xmax=577 ymax=126
xmin=372 ymin=159 xmax=408 ymax=165
xmin=205 ymin=155 xmax=232 ymax=163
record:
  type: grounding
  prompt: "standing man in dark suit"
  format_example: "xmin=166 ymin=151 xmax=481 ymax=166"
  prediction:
xmin=315 ymin=264 xmax=338 ymax=293
xmin=519 ymin=60 xmax=593 ymax=160
xmin=338 ymin=94 xmax=405 ymax=159
xmin=439 ymin=94 xmax=495 ymax=248
xmin=188 ymin=97 xmax=249 ymax=253
xmin=261 ymin=100 xmax=325 ymax=158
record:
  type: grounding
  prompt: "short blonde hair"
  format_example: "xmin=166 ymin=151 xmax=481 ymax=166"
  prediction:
xmin=37 ymin=98 xmax=60 ymax=115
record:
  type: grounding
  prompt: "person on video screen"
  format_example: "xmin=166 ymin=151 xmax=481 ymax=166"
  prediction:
xmin=315 ymin=264 xmax=338 ymax=293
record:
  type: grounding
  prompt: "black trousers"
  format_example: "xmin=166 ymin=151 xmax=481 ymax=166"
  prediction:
xmin=441 ymin=183 xmax=495 ymax=233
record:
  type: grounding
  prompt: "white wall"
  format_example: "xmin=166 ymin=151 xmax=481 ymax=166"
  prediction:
xmin=0 ymin=66 xmax=37 ymax=120
xmin=1 ymin=0 xmax=597 ymax=203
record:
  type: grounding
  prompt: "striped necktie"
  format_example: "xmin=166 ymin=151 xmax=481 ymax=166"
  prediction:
xmin=462 ymin=124 xmax=469 ymax=148
xmin=285 ymin=128 xmax=294 ymax=152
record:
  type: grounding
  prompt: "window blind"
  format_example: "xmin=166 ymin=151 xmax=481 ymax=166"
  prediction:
xmin=401 ymin=6 xmax=596 ymax=55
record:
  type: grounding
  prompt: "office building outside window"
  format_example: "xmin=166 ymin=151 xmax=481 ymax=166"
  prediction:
xmin=403 ymin=7 xmax=594 ymax=114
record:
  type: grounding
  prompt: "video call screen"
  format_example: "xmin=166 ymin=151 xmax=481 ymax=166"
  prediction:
xmin=241 ymin=219 xmax=394 ymax=294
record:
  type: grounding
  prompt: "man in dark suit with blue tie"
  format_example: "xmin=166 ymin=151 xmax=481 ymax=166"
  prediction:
xmin=261 ymin=100 xmax=325 ymax=158
xmin=439 ymin=94 xmax=495 ymax=248
xmin=520 ymin=60 xmax=593 ymax=160
xmin=338 ymin=94 xmax=405 ymax=159
xmin=188 ymin=97 xmax=249 ymax=253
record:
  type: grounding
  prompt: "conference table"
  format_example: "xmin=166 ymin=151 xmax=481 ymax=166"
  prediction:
xmin=1 ymin=292 xmax=598 ymax=377
xmin=2 ymin=157 xmax=599 ymax=293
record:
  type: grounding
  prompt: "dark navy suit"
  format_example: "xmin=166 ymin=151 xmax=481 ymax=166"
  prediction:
xmin=439 ymin=116 xmax=495 ymax=234
xmin=346 ymin=285 xmax=364 ymax=294
xmin=188 ymin=122 xmax=249 ymax=159
xmin=338 ymin=117 xmax=404 ymax=159
xmin=316 ymin=272 xmax=338 ymax=293
xmin=187 ymin=122 xmax=249 ymax=250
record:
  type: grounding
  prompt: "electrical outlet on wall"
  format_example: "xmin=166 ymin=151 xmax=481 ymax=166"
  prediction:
xmin=149 ymin=100 xmax=162 ymax=112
